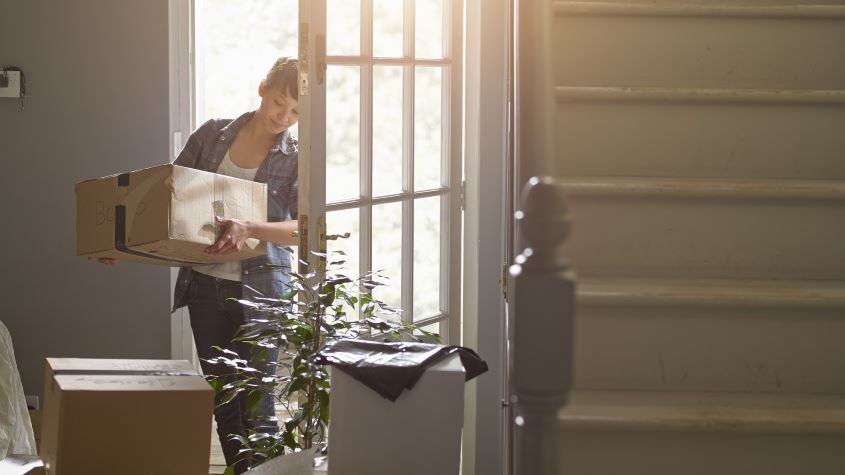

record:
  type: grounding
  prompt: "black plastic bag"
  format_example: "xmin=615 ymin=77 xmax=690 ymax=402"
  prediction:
xmin=313 ymin=339 xmax=488 ymax=402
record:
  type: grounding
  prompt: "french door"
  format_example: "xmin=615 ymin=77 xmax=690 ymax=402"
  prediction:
xmin=298 ymin=0 xmax=463 ymax=341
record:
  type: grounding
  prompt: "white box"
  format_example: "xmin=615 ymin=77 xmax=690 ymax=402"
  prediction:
xmin=327 ymin=354 xmax=465 ymax=475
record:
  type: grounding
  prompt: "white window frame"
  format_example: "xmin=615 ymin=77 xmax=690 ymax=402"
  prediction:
xmin=168 ymin=0 xmax=197 ymax=366
xmin=462 ymin=0 xmax=511 ymax=473
xmin=299 ymin=0 xmax=463 ymax=342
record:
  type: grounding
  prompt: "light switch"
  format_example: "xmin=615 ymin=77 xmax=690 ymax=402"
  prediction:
xmin=0 ymin=70 xmax=22 ymax=98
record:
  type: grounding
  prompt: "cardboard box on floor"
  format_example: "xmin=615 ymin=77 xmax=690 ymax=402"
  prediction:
xmin=41 ymin=358 xmax=214 ymax=475
xmin=76 ymin=163 xmax=267 ymax=266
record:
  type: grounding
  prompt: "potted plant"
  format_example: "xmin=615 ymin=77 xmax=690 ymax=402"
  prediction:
xmin=206 ymin=251 xmax=438 ymax=473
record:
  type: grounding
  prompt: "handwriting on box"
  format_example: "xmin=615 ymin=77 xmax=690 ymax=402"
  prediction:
xmin=94 ymin=200 xmax=147 ymax=226
xmin=72 ymin=377 xmax=178 ymax=387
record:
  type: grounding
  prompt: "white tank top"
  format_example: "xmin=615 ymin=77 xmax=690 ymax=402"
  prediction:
xmin=193 ymin=150 xmax=260 ymax=281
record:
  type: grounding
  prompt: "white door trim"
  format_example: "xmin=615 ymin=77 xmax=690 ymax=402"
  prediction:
xmin=168 ymin=0 xmax=198 ymax=366
xmin=463 ymin=0 xmax=511 ymax=473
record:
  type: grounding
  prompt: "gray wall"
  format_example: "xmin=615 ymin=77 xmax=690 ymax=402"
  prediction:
xmin=0 ymin=0 xmax=172 ymax=400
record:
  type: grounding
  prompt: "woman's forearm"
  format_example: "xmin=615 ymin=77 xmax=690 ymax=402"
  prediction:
xmin=205 ymin=217 xmax=299 ymax=255
xmin=247 ymin=219 xmax=299 ymax=246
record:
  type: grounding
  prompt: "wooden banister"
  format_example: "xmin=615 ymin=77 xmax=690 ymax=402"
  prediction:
xmin=510 ymin=176 xmax=576 ymax=475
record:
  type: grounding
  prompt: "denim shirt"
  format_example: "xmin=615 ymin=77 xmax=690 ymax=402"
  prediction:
xmin=171 ymin=112 xmax=298 ymax=312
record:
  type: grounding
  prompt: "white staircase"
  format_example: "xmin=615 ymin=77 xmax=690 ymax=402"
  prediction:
xmin=559 ymin=390 xmax=845 ymax=475
xmin=543 ymin=0 xmax=845 ymax=472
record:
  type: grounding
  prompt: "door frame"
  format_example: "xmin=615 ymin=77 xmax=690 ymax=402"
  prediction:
xmin=462 ymin=0 xmax=512 ymax=473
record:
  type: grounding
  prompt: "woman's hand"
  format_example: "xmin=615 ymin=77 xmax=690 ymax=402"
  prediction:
xmin=206 ymin=216 xmax=253 ymax=255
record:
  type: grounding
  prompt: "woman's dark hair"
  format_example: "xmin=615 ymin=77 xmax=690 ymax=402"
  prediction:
xmin=264 ymin=56 xmax=298 ymax=98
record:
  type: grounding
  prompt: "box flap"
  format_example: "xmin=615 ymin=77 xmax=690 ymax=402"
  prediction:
xmin=54 ymin=374 xmax=212 ymax=392
xmin=46 ymin=358 xmax=195 ymax=374
xmin=169 ymin=165 xmax=267 ymax=253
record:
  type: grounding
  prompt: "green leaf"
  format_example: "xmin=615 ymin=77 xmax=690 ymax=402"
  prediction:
xmin=316 ymin=390 xmax=330 ymax=425
xmin=246 ymin=389 xmax=262 ymax=415
xmin=282 ymin=431 xmax=298 ymax=449
xmin=319 ymin=288 xmax=336 ymax=306
xmin=208 ymin=377 xmax=224 ymax=393
xmin=325 ymin=276 xmax=353 ymax=287
xmin=285 ymin=410 xmax=306 ymax=432
xmin=288 ymin=376 xmax=307 ymax=393
xmin=217 ymin=389 xmax=240 ymax=407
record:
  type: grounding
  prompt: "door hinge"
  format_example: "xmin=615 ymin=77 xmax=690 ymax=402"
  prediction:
xmin=298 ymin=214 xmax=309 ymax=274
xmin=316 ymin=33 xmax=326 ymax=85
xmin=316 ymin=215 xmax=327 ymax=273
xmin=502 ymin=263 xmax=509 ymax=301
xmin=460 ymin=180 xmax=466 ymax=211
xmin=298 ymin=23 xmax=310 ymax=96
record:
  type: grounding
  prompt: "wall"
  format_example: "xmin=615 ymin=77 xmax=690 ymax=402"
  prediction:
xmin=0 ymin=0 xmax=172 ymax=401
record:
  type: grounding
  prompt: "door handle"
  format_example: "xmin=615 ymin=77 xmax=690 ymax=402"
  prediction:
xmin=322 ymin=232 xmax=350 ymax=241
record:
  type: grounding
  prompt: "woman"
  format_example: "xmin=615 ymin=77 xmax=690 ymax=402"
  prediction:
xmin=171 ymin=57 xmax=300 ymax=473
xmin=98 ymin=56 xmax=298 ymax=473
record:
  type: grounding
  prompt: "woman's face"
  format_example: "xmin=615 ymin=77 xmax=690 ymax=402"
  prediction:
xmin=257 ymin=83 xmax=299 ymax=135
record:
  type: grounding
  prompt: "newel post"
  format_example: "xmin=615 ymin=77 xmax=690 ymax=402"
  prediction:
xmin=510 ymin=176 xmax=575 ymax=475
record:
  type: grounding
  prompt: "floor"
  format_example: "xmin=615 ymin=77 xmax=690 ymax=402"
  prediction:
xmin=209 ymin=422 xmax=226 ymax=474
xmin=208 ymin=407 xmax=292 ymax=474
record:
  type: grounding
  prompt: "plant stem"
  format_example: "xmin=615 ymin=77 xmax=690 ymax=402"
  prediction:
xmin=303 ymin=282 xmax=324 ymax=449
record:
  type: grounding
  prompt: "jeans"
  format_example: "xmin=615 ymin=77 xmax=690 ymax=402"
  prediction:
xmin=187 ymin=271 xmax=279 ymax=474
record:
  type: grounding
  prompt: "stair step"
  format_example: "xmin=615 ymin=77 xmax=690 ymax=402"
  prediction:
xmin=556 ymin=184 xmax=845 ymax=280
xmin=556 ymin=87 xmax=845 ymax=105
xmin=553 ymin=2 xmax=845 ymax=19
xmin=571 ymin=278 xmax=845 ymax=393
xmin=553 ymin=3 xmax=845 ymax=91
xmin=559 ymin=176 xmax=845 ymax=201
xmin=556 ymin=100 xmax=845 ymax=181
xmin=578 ymin=277 xmax=845 ymax=308
xmin=556 ymin=390 xmax=845 ymax=475
xmin=560 ymin=390 xmax=845 ymax=434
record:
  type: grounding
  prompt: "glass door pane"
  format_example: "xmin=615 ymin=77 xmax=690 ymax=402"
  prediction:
xmin=414 ymin=66 xmax=443 ymax=190
xmin=373 ymin=0 xmax=404 ymax=58
xmin=372 ymin=66 xmax=404 ymax=197
xmin=327 ymin=0 xmax=360 ymax=55
xmin=326 ymin=208 xmax=360 ymax=319
xmin=371 ymin=202 xmax=403 ymax=310
xmin=326 ymin=66 xmax=361 ymax=203
xmin=413 ymin=195 xmax=441 ymax=320
xmin=415 ymin=0 xmax=444 ymax=59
